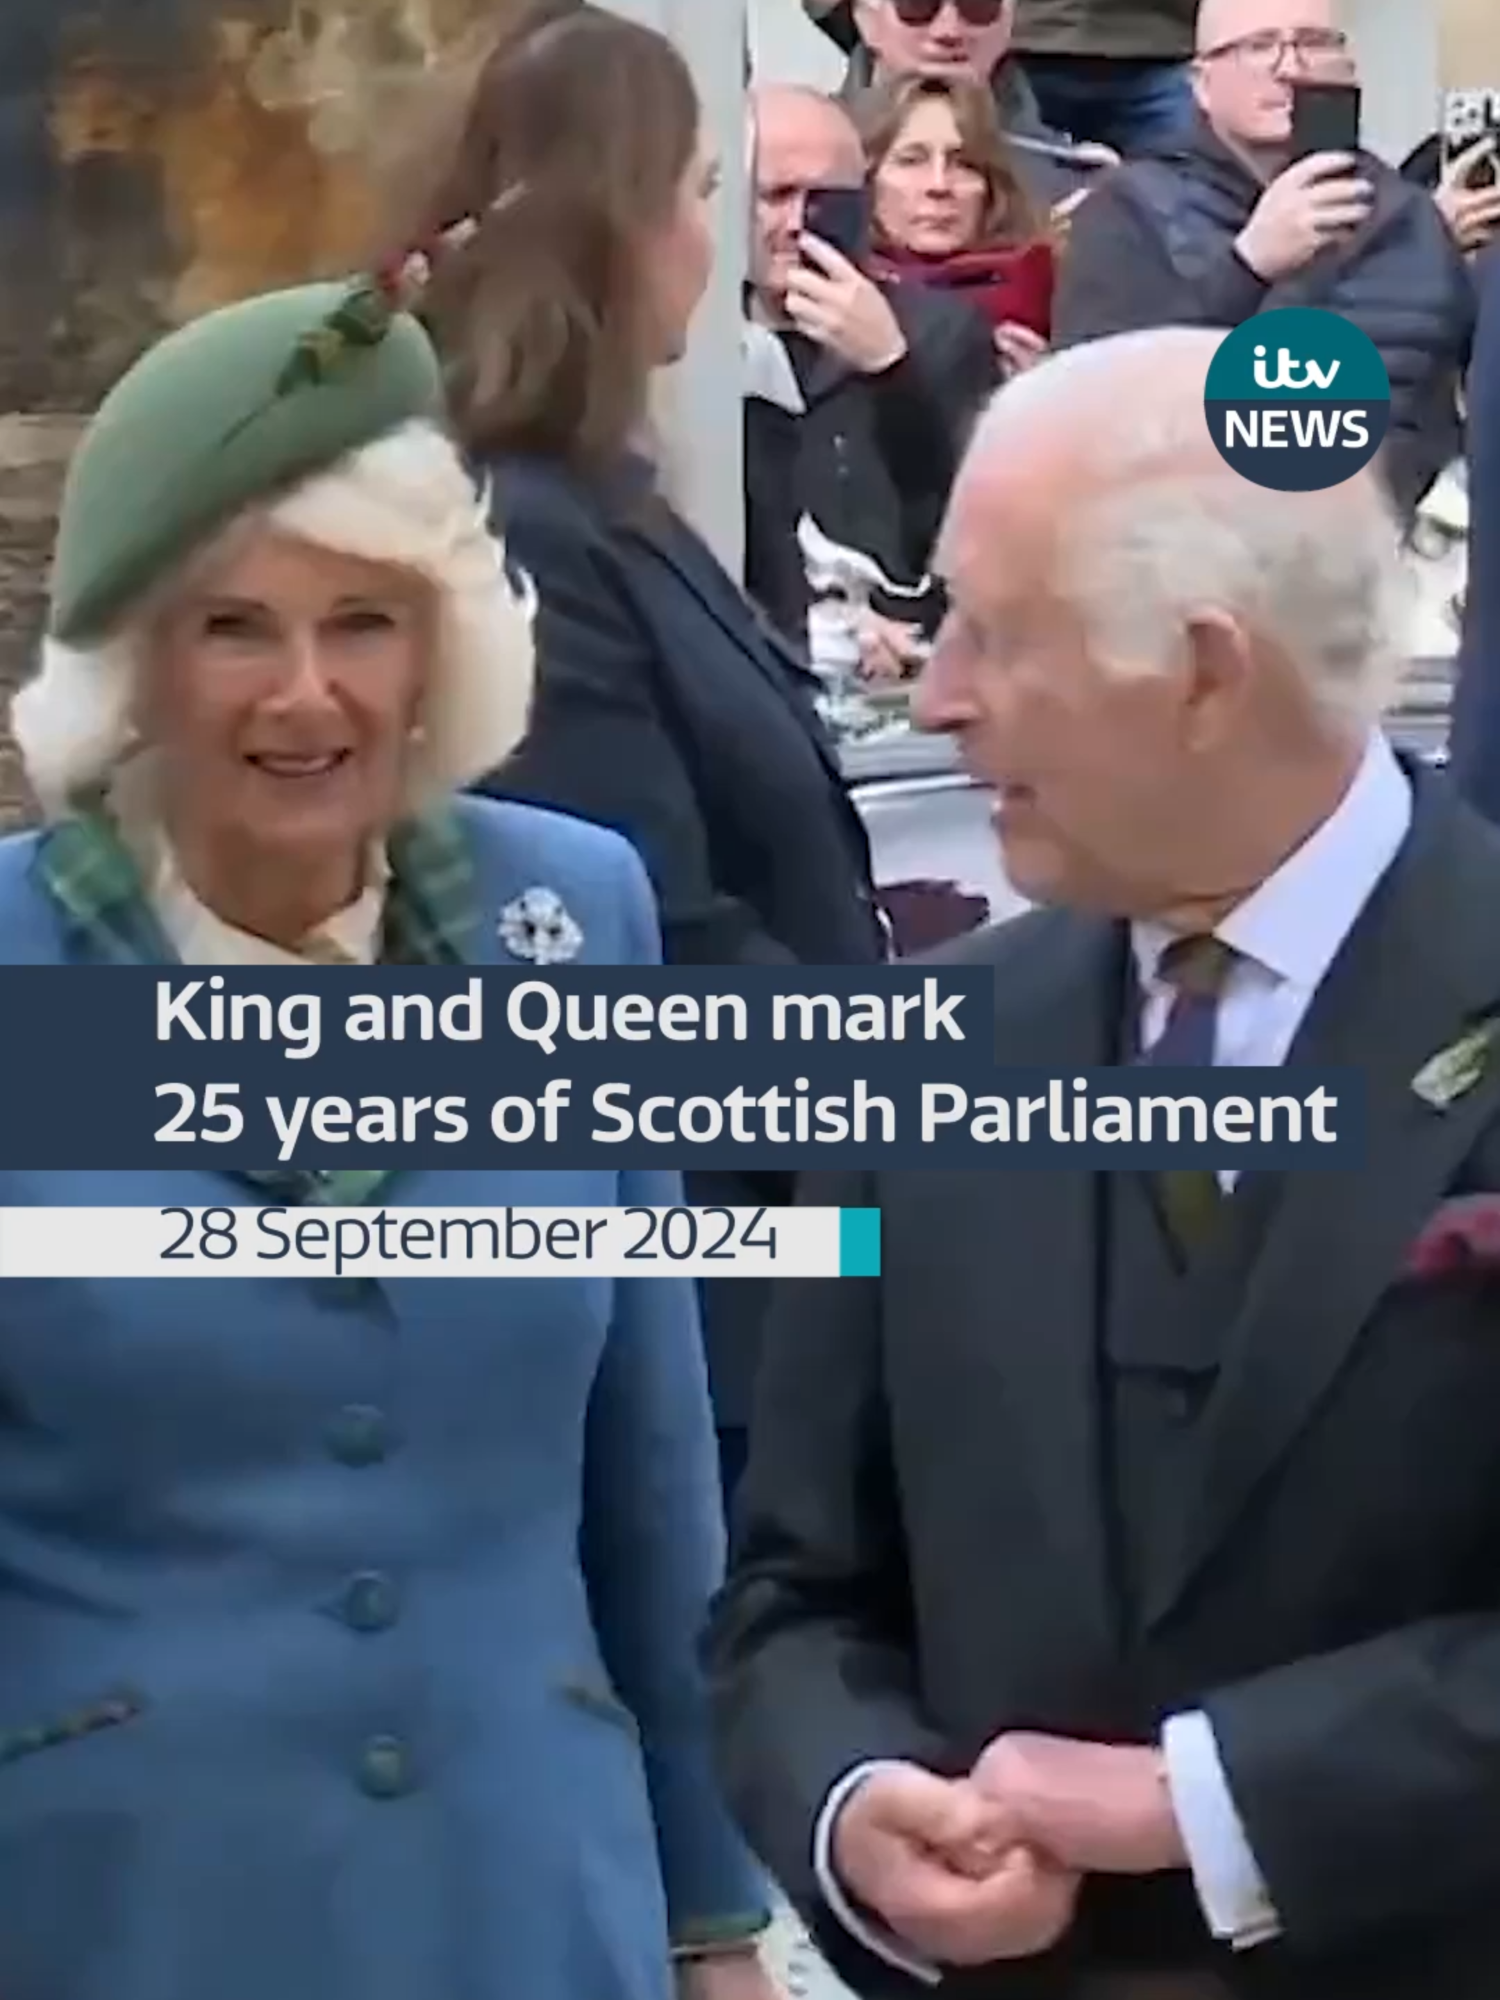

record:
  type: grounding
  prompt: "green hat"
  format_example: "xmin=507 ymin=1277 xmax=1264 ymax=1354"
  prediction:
xmin=48 ymin=279 xmax=448 ymax=646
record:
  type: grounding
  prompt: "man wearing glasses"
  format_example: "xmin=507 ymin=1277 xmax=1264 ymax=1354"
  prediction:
xmin=1052 ymin=0 xmax=1474 ymax=521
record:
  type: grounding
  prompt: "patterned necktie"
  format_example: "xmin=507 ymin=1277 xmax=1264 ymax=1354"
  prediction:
xmin=1139 ymin=934 xmax=1239 ymax=1255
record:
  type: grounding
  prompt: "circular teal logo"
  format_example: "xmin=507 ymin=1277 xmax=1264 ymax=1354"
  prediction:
xmin=1203 ymin=308 xmax=1390 ymax=492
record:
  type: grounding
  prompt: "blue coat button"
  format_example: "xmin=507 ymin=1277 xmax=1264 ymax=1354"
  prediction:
xmin=341 ymin=1571 xmax=400 ymax=1632
xmin=325 ymin=1405 xmax=392 ymax=1467
xmin=357 ymin=1735 xmax=413 ymax=1799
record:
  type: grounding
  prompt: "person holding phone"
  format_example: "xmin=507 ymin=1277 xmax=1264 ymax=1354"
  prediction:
xmin=744 ymin=83 xmax=998 ymax=665
xmin=1052 ymin=0 xmax=1474 ymax=520
xmin=859 ymin=72 xmax=1057 ymax=378
xmin=1435 ymin=136 xmax=1500 ymax=257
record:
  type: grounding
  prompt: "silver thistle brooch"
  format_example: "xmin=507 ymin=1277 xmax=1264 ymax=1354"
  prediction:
xmin=498 ymin=887 xmax=583 ymax=965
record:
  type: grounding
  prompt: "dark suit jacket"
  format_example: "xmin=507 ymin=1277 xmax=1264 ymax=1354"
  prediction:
xmin=708 ymin=769 xmax=1500 ymax=1998
xmin=477 ymin=452 xmax=886 ymax=1423
xmin=745 ymin=284 xmax=999 ymax=642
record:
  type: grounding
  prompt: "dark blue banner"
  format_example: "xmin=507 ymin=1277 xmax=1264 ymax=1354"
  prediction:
xmin=0 ymin=966 xmax=1364 ymax=1169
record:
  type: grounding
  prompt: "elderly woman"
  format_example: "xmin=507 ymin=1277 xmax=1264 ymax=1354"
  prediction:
xmin=0 ymin=281 xmax=770 ymax=2000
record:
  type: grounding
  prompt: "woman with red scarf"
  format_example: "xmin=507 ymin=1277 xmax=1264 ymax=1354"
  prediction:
xmin=860 ymin=72 xmax=1061 ymax=380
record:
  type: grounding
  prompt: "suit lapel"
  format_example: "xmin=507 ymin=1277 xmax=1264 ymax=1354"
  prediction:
xmin=1145 ymin=778 xmax=1500 ymax=1627
xmin=957 ymin=914 xmax=1128 ymax=1654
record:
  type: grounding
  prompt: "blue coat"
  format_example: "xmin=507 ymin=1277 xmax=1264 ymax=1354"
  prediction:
xmin=0 ymin=798 xmax=765 ymax=2000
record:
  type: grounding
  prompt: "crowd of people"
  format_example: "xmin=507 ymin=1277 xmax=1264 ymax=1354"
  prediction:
xmin=756 ymin=0 xmax=1490 ymax=693
xmin=1 ymin=1 xmax=1500 ymax=1998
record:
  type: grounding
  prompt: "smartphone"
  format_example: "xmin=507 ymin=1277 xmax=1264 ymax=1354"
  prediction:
xmin=957 ymin=241 xmax=1056 ymax=339
xmin=1290 ymin=82 xmax=1362 ymax=162
xmin=1442 ymin=89 xmax=1500 ymax=190
xmin=802 ymin=185 xmax=870 ymax=262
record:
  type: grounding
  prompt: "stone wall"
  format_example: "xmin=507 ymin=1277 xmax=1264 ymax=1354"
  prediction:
xmin=0 ymin=418 xmax=79 ymax=826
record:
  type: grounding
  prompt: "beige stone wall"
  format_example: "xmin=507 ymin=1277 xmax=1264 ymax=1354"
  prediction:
xmin=1439 ymin=0 xmax=1500 ymax=87
xmin=0 ymin=419 xmax=76 ymax=824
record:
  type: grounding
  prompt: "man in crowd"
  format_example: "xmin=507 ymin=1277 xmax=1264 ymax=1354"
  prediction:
xmin=1052 ymin=0 xmax=1474 ymax=519
xmin=744 ymin=83 xmax=995 ymax=663
xmin=710 ymin=326 xmax=1500 ymax=1999
xmin=800 ymin=0 xmax=1108 ymax=205
xmin=1011 ymin=0 xmax=1199 ymax=155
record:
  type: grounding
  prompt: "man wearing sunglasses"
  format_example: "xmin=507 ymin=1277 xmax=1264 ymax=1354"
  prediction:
xmin=1052 ymin=0 xmax=1474 ymax=522
xmin=802 ymin=0 xmax=1108 ymax=210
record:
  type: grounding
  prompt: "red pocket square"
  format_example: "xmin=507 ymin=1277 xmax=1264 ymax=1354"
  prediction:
xmin=1405 ymin=1196 xmax=1500 ymax=1278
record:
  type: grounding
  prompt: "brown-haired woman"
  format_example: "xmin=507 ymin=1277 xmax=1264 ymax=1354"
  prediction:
xmin=403 ymin=2 xmax=885 ymax=1527
xmin=860 ymin=73 xmax=1059 ymax=379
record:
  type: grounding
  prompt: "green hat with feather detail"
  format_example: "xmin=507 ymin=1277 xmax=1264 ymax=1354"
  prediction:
xmin=47 ymin=273 xmax=449 ymax=647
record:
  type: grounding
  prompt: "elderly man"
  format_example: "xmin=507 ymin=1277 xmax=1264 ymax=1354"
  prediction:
xmin=709 ymin=326 xmax=1500 ymax=2000
xmin=744 ymin=84 xmax=996 ymax=655
xmin=1052 ymin=0 xmax=1473 ymax=520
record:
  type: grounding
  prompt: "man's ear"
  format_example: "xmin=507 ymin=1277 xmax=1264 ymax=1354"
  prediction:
xmin=1181 ymin=608 xmax=1254 ymax=748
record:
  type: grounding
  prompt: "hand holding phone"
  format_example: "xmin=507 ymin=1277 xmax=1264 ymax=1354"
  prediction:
xmin=785 ymin=232 xmax=908 ymax=374
xmin=1235 ymin=149 xmax=1373 ymax=282
xmin=788 ymin=183 xmax=908 ymax=374
xmin=801 ymin=184 xmax=870 ymax=263
xmin=1289 ymin=81 xmax=1361 ymax=162
xmin=1437 ymin=134 xmax=1500 ymax=253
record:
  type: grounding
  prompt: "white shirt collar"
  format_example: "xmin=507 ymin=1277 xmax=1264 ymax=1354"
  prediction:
xmin=151 ymin=847 xmax=388 ymax=967
xmin=104 ymin=760 xmax=389 ymax=965
xmin=1133 ymin=732 xmax=1413 ymax=995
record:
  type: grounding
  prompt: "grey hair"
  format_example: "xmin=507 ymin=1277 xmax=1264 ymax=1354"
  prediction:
xmin=966 ymin=332 xmax=1412 ymax=730
xmin=11 ymin=420 xmax=537 ymax=820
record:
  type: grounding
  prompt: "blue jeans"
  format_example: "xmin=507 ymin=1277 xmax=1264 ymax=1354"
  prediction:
xmin=1020 ymin=55 xmax=1195 ymax=156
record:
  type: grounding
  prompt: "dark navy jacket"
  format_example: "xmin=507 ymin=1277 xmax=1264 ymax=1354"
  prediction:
xmin=1054 ymin=118 xmax=1475 ymax=516
xmin=477 ymin=455 xmax=886 ymax=1425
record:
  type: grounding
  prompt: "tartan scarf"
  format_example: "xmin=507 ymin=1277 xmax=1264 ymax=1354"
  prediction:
xmin=34 ymin=805 xmax=477 ymax=1207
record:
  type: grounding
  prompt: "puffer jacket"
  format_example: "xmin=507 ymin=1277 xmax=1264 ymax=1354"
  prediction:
xmin=1052 ymin=117 xmax=1476 ymax=517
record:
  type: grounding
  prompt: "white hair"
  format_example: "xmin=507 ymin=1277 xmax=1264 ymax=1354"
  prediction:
xmin=966 ymin=331 xmax=1412 ymax=730
xmin=11 ymin=420 xmax=537 ymax=820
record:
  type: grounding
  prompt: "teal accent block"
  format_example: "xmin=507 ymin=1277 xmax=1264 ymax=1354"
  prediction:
xmin=839 ymin=1208 xmax=882 ymax=1277
xmin=1204 ymin=307 xmax=1391 ymax=402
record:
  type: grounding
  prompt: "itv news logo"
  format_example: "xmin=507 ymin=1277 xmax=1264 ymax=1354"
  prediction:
xmin=1204 ymin=307 xmax=1390 ymax=491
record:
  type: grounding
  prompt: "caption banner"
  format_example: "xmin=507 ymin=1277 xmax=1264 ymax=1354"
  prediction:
xmin=0 ymin=1205 xmax=883 ymax=1280
xmin=0 ymin=967 xmax=1361 ymax=1171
